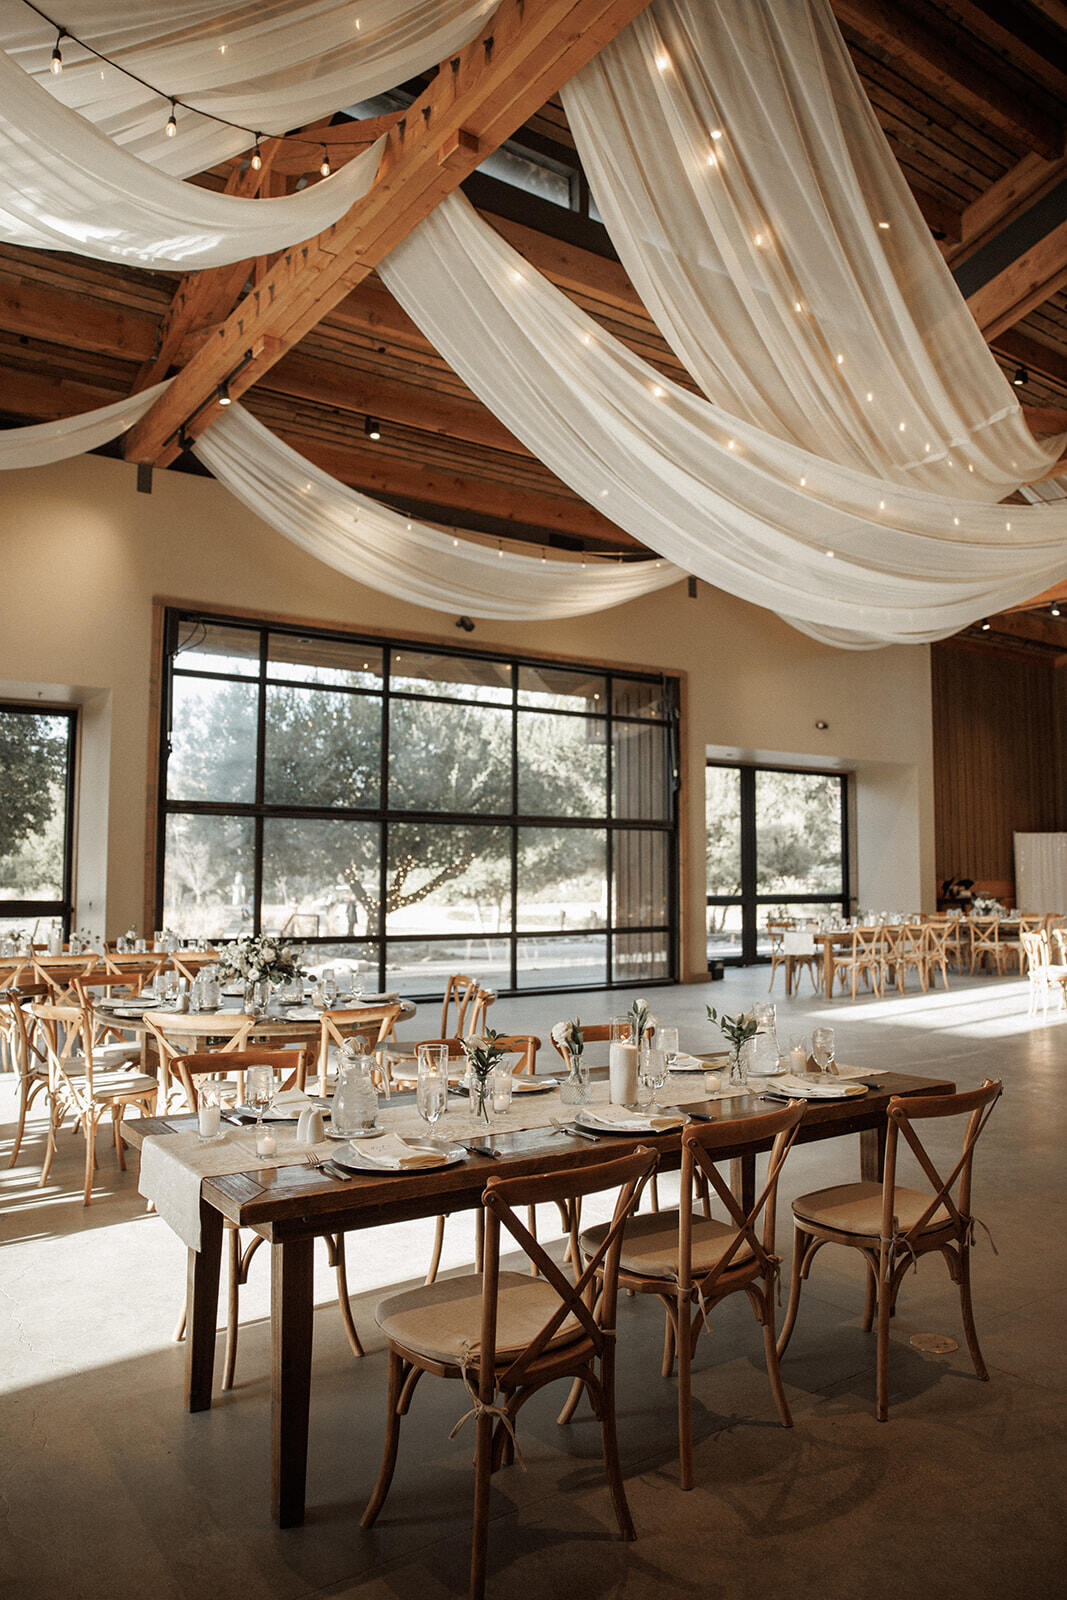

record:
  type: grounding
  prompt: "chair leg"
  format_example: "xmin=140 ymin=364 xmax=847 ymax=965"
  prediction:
xmin=861 ymin=1260 xmax=877 ymax=1331
xmin=677 ymin=1295 xmax=694 ymax=1490
xmin=331 ymin=1233 xmax=366 ymax=1357
xmin=661 ymin=1302 xmax=676 ymax=1378
xmin=470 ymin=1404 xmax=494 ymax=1600
xmin=222 ymin=1226 xmax=242 ymax=1392
xmin=759 ymin=1288 xmax=793 ymax=1429
xmin=875 ymin=1273 xmax=892 ymax=1422
xmin=425 ymin=1214 xmax=447 ymax=1285
xmin=957 ymin=1243 xmax=989 ymax=1382
xmin=83 ymin=1111 xmax=97 ymax=1205
xmin=39 ymin=1101 xmax=59 ymax=1187
xmin=777 ymin=1226 xmax=808 ymax=1356
xmin=8 ymin=1075 xmax=31 ymax=1167
xmin=598 ymin=1346 xmax=636 ymax=1539
xmin=173 ymin=1302 xmax=187 ymax=1343
xmin=113 ymin=1104 xmax=126 ymax=1169
xmin=361 ymin=1349 xmax=409 ymax=1528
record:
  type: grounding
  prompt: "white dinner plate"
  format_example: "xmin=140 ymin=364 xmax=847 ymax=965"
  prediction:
xmin=670 ymin=1053 xmax=727 ymax=1072
xmin=575 ymin=1108 xmax=687 ymax=1135
xmin=761 ymin=1079 xmax=868 ymax=1100
xmin=332 ymin=1142 xmax=466 ymax=1173
xmin=512 ymin=1077 xmax=559 ymax=1094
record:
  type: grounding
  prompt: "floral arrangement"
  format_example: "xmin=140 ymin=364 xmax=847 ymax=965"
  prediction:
xmin=217 ymin=934 xmax=303 ymax=986
xmin=628 ymin=996 xmax=655 ymax=1047
xmin=461 ymin=1027 xmax=510 ymax=1121
xmin=971 ymin=896 xmax=1007 ymax=918
xmin=707 ymin=1005 xmax=759 ymax=1052
xmin=551 ymin=1018 xmax=584 ymax=1063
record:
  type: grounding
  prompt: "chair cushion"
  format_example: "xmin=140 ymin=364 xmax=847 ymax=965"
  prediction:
xmin=375 ymin=1270 xmax=584 ymax=1365
xmin=580 ymin=1211 xmax=754 ymax=1282
xmin=792 ymin=1181 xmax=951 ymax=1237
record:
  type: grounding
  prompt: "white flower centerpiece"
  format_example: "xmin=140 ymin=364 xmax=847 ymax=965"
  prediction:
xmin=707 ymin=1005 xmax=759 ymax=1086
xmin=217 ymin=934 xmax=304 ymax=1014
xmin=460 ymin=1027 xmax=510 ymax=1124
xmin=552 ymin=1017 xmax=589 ymax=1105
xmin=971 ymin=895 xmax=1007 ymax=918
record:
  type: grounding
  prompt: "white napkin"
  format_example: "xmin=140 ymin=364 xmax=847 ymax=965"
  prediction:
xmin=357 ymin=991 xmax=399 ymax=1004
xmin=264 ymin=1088 xmax=324 ymax=1121
xmin=671 ymin=1052 xmax=720 ymax=1071
xmin=774 ymin=1073 xmax=858 ymax=1098
xmin=344 ymin=1133 xmax=449 ymax=1170
xmin=513 ymin=1076 xmax=558 ymax=1092
xmin=578 ymin=1106 xmax=686 ymax=1132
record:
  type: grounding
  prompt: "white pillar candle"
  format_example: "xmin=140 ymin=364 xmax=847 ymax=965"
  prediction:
xmin=789 ymin=1045 xmax=808 ymax=1074
xmin=609 ymin=1043 xmax=639 ymax=1106
xmin=256 ymin=1125 xmax=276 ymax=1157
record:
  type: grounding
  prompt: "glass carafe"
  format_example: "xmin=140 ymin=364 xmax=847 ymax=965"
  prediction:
xmin=748 ymin=1001 xmax=782 ymax=1077
xmin=332 ymin=1041 xmax=379 ymax=1137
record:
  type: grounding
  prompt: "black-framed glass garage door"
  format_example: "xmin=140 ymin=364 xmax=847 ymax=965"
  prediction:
xmin=0 ymin=703 xmax=77 ymax=942
xmin=706 ymin=762 xmax=850 ymax=965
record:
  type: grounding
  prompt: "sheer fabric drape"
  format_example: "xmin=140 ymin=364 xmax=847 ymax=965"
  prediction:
xmin=0 ymin=382 xmax=170 ymax=468
xmin=561 ymin=0 xmax=1063 ymax=495
xmin=192 ymin=404 xmax=681 ymax=620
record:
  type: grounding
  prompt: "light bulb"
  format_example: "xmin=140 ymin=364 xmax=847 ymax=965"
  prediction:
xmin=166 ymin=102 xmax=177 ymax=137
xmin=50 ymin=33 xmax=63 ymax=73
xmin=320 ymin=147 xmax=331 ymax=177
xmin=251 ymin=139 xmax=262 ymax=172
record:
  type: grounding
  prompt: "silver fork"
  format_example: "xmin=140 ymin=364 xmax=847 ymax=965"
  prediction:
xmin=307 ymin=1156 xmax=348 ymax=1180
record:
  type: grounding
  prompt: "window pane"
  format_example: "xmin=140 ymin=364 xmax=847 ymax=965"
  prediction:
xmin=268 ymin=633 xmax=382 ymax=689
xmin=613 ymin=931 xmax=670 ymax=984
xmin=517 ymin=933 xmax=607 ymax=989
xmin=518 ymin=665 xmax=606 ymax=711
xmin=263 ymin=686 xmax=381 ymax=808
xmin=163 ymin=814 xmax=254 ymax=940
xmin=167 ymin=677 xmax=258 ymax=803
xmin=612 ymin=679 xmax=669 ymax=720
xmin=614 ymin=831 xmax=669 ymax=928
xmin=517 ymin=828 xmax=606 ymax=931
xmin=0 ymin=913 xmax=63 ymax=942
xmin=706 ymin=766 xmax=741 ymax=896
xmin=389 ymin=701 xmax=511 ymax=812
xmin=262 ymin=818 xmax=381 ymax=938
xmin=173 ymin=619 xmax=259 ymax=676
xmin=755 ymin=771 xmax=844 ymax=895
xmin=707 ymin=903 xmax=743 ymax=960
xmin=756 ymin=901 xmax=842 ymax=957
xmin=0 ymin=710 xmax=70 ymax=901
xmin=385 ymin=824 xmax=510 ymax=934
xmin=613 ymin=721 xmax=670 ymax=820
xmin=386 ymin=937 xmax=510 ymax=997
xmin=390 ymin=650 xmax=512 ymax=703
xmin=517 ymin=712 xmax=607 ymax=816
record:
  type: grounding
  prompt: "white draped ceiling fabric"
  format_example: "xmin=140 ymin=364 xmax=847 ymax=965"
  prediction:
xmin=0 ymin=47 xmax=383 ymax=267
xmin=379 ymin=193 xmax=1067 ymax=647
xmin=561 ymin=0 xmax=1065 ymax=498
xmin=191 ymin=404 xmax=681 ymax=620
xmin=3 ymin=1 xmax=496 ymax=177
xmin=0 ymin=381 xmax=170 ymax=468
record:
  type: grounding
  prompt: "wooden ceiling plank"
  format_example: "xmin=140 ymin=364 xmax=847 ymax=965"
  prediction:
xmin=0 ymin=364 xmax=122 ymax=420
xmin=122 ymin=0 xmax=654 ymax=469
xmin=938 ymin=1 xmax=1067 ymax=103
xmin=950 ymin=152 xmax=1067 ymax=266
xmin=0 ymin=278 xmax=155 ymax=362
xmin=994 ymin=330 xmax=1067 ymax=391
xmin=999 ymin=581 xmax=1067 ymax=614
xmin=967 ymin=218 xmax=1067 ymax=338
xmin=830 ymin=0 xmax=1063 ymax=158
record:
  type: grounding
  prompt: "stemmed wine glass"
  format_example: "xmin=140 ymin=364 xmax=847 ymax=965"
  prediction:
xmin=639 ymin=1043 xmax=669 ymax=1109
xmin=416 ymin=1053 xmax=448 ymax=1144
xmin=245 ymin=1063 xmax=276 ymax=1153
xmin=811 ymin=1026 xmax=836 ymax=1078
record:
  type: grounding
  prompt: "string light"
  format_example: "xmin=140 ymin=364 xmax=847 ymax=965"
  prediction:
xmin=50 ymin=29 xmax=64 ymax=72
xmin=799 ymin=476 xmax=806 ymax=486
xmin=655 ymin=53 xmax=671 ymax=70
xmin=825 ymin=549 xmax=835 ymax=558
xmin=166 ymin=100 xmax=178 ymax=138
xmin=707 ymin=151 xmax=718 ymax=167
xmin=652 ymin=384 xmax=665 ymax=398
xmin=866 ymin=391 xmax=873 ymax=402
xmin=711 ymin=128 xmax=723 ymax=140
xmin=953 ymin=516 xmax=960 ymax=526
xmin=726 ymin=438 xmax=736 ymax=450
xmin=879 ymin=499 xmax=886 ymax=510
xmin=250 ymin=137 xmax=263 ymax=172
xmin=836 ymin=354 xmax=844 ymax=365
xmin=898 ymin=421 xmax=906 ymax=431
xmin=877 ymin=220 xmax=890 ymax=230
xmin=319 ymin=146 xmax=331 ymax=177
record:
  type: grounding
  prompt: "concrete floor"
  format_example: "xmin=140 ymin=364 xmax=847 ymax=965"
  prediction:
xmin=2 ymin=967 xmax=1065 ymax=1600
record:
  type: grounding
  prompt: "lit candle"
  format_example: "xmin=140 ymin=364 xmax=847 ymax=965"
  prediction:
xmin=256 ymin=1125 xmax=276 ymax=1158
xmin=609 ymin=1043 xmax=638 ymax=1106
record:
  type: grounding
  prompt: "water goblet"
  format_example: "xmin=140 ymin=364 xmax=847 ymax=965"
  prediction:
xmin=321 ymin=976 xmax=338 ymax=1009
xmin=416 ymin=1055 xmax=448 ymax=1142
xmin=245 ymin=1063 xmax=277 ymax=1156
xmin=639 ymin=1044 xmax=669 ymax=1109
xmin=811 ymin=1026 xmax=836 ymax=1077
xmin=656 ymin=1026 xmax=680 ymax=1074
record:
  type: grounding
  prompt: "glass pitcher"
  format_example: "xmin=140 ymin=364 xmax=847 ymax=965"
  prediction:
xmin=332 ymin=1041 xmax=379 ymax=1137
xmin=748 ymin=1001 xmax=782 ymax=1077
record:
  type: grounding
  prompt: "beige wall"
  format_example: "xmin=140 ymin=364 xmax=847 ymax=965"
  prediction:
xmin=0 ymin=453 xmax=935 ymax=972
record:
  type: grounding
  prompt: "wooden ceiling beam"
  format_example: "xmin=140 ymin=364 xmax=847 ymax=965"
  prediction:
xmin=998 ymin=581 xmax=1067 ymax=614
xmin=948 ymin=152 xmax=1067 ymax=267
xmin=0 ymin=364 xmax=122 ymax=421
xmin=122 ymin=0 xmax=654 ymax=470
xmin=830 ymin=0 xmax=1063 ymax=158
xmin=993 ymin=332 xmax=1067 ymax=394
xmin=966 ymin=219 xmax=1067 ymax=340
xmin=933 ymin=1 xmax=1067 ymax=104
xmin=980 ymin=610 xmax=1067 ymax=647
xmin=0 ymin=278 xmax=155 ymax=362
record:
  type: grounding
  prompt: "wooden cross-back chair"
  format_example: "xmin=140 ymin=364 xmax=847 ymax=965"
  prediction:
xmin=169 ymin=950 xmax=219 ymax=982
xmin=102 ymin=951 xmax=168 ymax=989
xmin=1019 ymin=929 xmax=1067 ymax=1021
xmin=361 ymin=1145 xmax=658 ymax=1600
xmin=888 ymin=923 xmax=925 ymax=993
xmin=778 ymin=1080 xmax=1003 ymax=1421
xmin=32 ymin=955 xmax=98 ymax=1003
xmin=921 ymin=920 xmax=953 ymax=991
xmin=315 ymin=1003 xmax=403 ymax=1094
xmin=834 ymin=926 xmax=887 ymax=998
xmin=31 ymin=998 xmax=156 ymax=1203
xmin=440 ymin=973 xmax=478 ymax=1038
xmin=570 ymin=1102 xmax=805 ymax=1488
xmin=464 ymin=986 xmax=497 ymax=1036
xmin=969 ymin=917 xmax=1005 ymax=974
xmin=143 ymin=1010 xmax=256 ymax=1110
xmin=2 ymin=982 xmax=49 ymax=1168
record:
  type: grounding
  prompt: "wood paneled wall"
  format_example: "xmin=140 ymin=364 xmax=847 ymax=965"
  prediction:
xmin=931 ymin=641 xmax=1067 ymax=896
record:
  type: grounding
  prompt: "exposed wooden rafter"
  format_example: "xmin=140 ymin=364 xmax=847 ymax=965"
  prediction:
xmin=122 ymin=0 xmax=654 ymax=470
xmin=967 ymin=219 xmax=1067 ymax=340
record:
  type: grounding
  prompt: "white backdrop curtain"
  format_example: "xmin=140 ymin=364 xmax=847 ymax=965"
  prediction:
xmin=380 ymin=193 xmax=1067 ymax=648
xmin=562 ymin=0 xmax=1064 ymax=496
xmin=192 ymin=403 xmax=681 ymax=620
xmin=0 ymin=381 xmax=169 ymax=467
xmin=0 ymin=48 xmax=382 ymax=267
xmin=3 ymin=2 xmax=496 ymax=177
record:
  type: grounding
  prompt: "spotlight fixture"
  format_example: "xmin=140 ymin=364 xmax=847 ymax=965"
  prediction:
xmin=319 ymin=146 xmax=331 ymax=177
xmin=456 ymin=615 xmax=475 ymax=633
xmin=1012 ymin=365 xmax=1028 ymax=387
xmin=1052 ymin=602 xmax=1062 ymax=618
xmin=217 ymin=382 xmax=231 ymax=407
xmin=250 ymin=137 xmax=263 ymax=172
xmin=364 ymin=416 xmax=381 ymax=440
xmin=980 ymin=618 xmax=991 ymax=631
xmin=50 ymin=31 xmax=64 ymax=73
xmin=166 ymin=100 xmax=177 ymax=138
xmin=814 ymin=720 xmax=829 ymax=731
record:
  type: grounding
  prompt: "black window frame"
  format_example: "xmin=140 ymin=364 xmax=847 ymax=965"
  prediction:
xmin=156 ymin=608 xmax=680 ymax=998
xmin=0 ymin=701 xmax=77 ymax=937
xmin=706 ymin=760 xmax=851 ymax=966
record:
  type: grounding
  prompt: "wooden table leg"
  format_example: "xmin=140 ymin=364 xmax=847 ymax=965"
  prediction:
xmin=859 ymin=1126 xmax=886 ymax=1184
xmin=271 ymin=1236 xmax=315 ymax=1528
xmin=823 ymin=942 xmax=835 ymax=998
xmin=185 ymin=1200 xmax=222 ymax=1412
xmin=729 ymin=1153 xmax=755 ymax=1214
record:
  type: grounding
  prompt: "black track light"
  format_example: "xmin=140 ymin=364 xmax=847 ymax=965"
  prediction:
xmin=217 ymin=382 xmax=231 ymax=407
xmin=980 ymin=618 xmax=991 ymax=631
xmin=364 ymin=416 xmax=381 ymax=441
xmin=1012 ymin=365 xmax=1028 ymax=387
xmin=1052 ymin=603 xmax=1062 ymax=619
